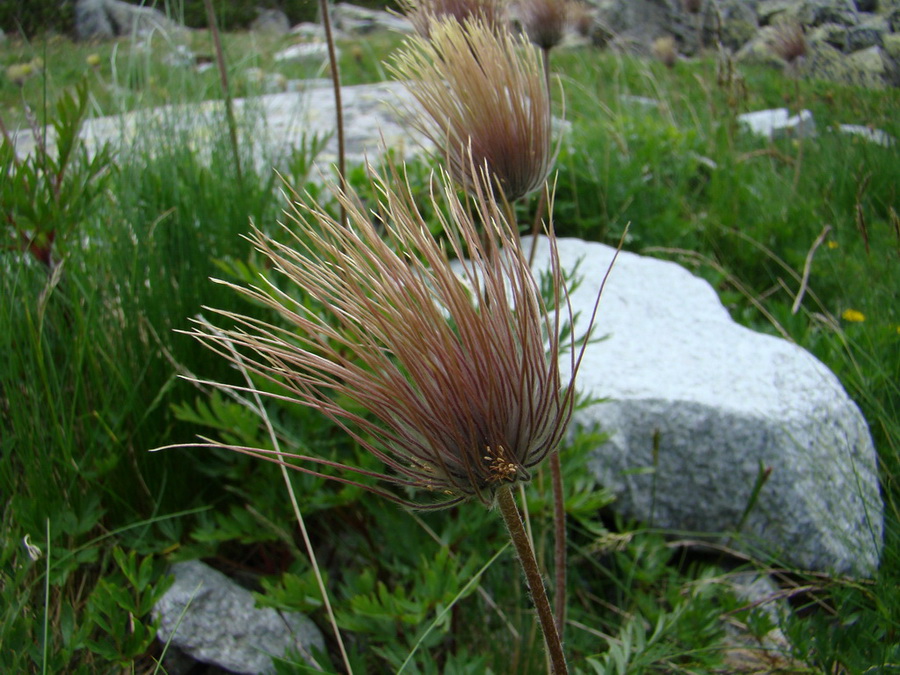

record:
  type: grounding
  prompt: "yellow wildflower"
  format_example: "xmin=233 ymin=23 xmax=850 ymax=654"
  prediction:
xmin=842 ymin=309 xmax=865 ymax=323
xmin=827 ymin=240 xmax=838 ymax=249
xmin=86 ymin=54 xmax=101 ymax=67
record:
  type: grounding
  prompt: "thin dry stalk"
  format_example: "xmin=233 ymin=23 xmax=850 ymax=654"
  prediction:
xmin=211 ymin=320 xmax=354 ymax=675
xmin=203 ymin=0 xmax=242 ymax=188
xmin=791 ymin=225 xmax=831 ymax=314
xmin=318 ymin=0 xmax=347 ymax=225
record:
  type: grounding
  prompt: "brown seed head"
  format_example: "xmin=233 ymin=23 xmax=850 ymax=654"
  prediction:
xmin=390 ymin=18 xmax=554 ymax=202
xmin=400 ymin=0 xmax=507 ymax=38
xmin=652 ymin=35 xmax=678 ymax=68
xmin=770 ymin=21 xmax=807 ymax=65
xmin=517 ymin=0 xmax=569 ymax=51
xmin=184 ymin=158 xmax=579 ymax=509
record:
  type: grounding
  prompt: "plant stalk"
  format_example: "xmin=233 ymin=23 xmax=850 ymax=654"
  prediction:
xmin=318 ymin=0 xmax=347 ymax=226
xmin=203 ymin=0 xmax=243 ymax=188
xmin=549 ymin=452 xmax=566 ymax=635
xmin=497 ymin=485 xmax=568 ymax=674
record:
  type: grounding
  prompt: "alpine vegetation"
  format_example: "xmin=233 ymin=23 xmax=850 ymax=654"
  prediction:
xmin=164 ymin=153 xmax=599 ymax=671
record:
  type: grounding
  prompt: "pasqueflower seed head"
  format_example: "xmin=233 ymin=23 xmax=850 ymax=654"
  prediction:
xmin=177 ymin=158 xmax=584 ymax=509
xmin=390 ymin=18 xmax=554 ymax=203
xmin=400 ymin=0 xmax=507 ymax=38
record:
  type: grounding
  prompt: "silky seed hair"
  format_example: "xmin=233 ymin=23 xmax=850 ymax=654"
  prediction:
xmin=390 ymin=17 xmax=554 ymax=203
xmin=177 ymin=156 xmax=578 ymax=509
xmin=399 ymin=0 xmax=508 ymax=37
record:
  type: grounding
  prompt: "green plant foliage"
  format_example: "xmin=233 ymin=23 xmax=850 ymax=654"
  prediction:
xmin=83 ymin=549 xmax=172 ymax=664
xmin=1 ymin=80 xmax=113 ymax=267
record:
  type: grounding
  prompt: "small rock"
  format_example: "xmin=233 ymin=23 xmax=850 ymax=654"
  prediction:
xmin=162 ymin=44 xmax=195 ymax=68
xmin=75 ymin=0 xmax=183 ymax=41
xmin=844 ymin=44 xmax=889 ymax=87
xmin=757 ymin=0 xmax=800 ymax=25
xmin=845 ymin=19 xmax=887 ymax=51
xmin=721 ymin=572 xmax=802 ymax=672
xmin=736 ymin=26 xmax=796 ymax=68
xmin=251 ymin=8 xmax=291 ymax=35
xmin=331 ymin=2 xmax=414 ymax=34
xmin=837 ymin=123 xmax=896 ymax=146
xmin=808 ymin=21 xmax=849 ymax=49
xmin=154 ymin=560 xmax=324 ymax=674
xmin=289 ymin=22 xmax=329 ymax=40
xmin=274 ymin=42 xmax=334 ymax=62
xmin=738 ymin=108 xmax=817 ymax=139
xmin=796 ymin=0 xmax=860 ymax=27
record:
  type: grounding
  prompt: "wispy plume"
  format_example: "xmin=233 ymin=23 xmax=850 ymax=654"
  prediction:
xmin=390 ymin=18 xmax=553 ymax=203
xmin=517 ymin=0 xmax=570 ymax=51
xmin=770 ymin=20 xmax=807 ymax=67
xmin=399 ymin=0 xmax=507 ymax=38
xmin=170 ymin=160 xmax=578 ymax=510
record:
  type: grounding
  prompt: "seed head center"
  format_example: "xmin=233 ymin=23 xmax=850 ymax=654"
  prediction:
xmin=483 ymin=445 xmax=518 ymax=484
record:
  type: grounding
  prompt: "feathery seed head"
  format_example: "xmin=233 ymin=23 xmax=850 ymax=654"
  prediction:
xmin=400 ymin=0 xmax=507 ymax=38
xmin=186 ymin=160 xmax=578 ymax=509
xmin=770 ymin=21 xmax=807 ymax=65
xmin=652 ymin=36 xmax=678 ymax=69
xmin=390 ymin=18 xmax=554 ymax=203
xmin=517 ymin=0 xmax=569 ymax=51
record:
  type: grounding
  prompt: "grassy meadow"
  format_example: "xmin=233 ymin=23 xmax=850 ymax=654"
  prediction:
xmin=2 ymin=18 xmax=899 ymax=674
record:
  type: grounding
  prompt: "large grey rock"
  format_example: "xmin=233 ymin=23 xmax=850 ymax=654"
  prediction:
xmin=757 ymin=0 xmax=802 ymax=24
xmin=8 ymin=81 xmax=430 ymax=174
xmin=845 ymin=17 xmax=887 ymax=51
xmin=808 ymin=21 xmax=850 ymax=50
xmin=802 ymin=39 xmax=889 ymax=85
xmin=528 ymin=237 xmax=883 ymax=577
xmin=594 ymin=0 xmax=684 ymax=53
xmin=794 ymin=0 xmax=860 ymax=26
xmin=154 ymin=560 xmax=324 ymax=674
xmin=75 ymin=0 xmax=182 ymax=41
xmin=759 ymin=0 xmax=861 ymax=25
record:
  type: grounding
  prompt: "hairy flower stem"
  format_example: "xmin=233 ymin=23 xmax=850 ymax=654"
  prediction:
xmin=524 ymin=46 xmax=568 ymax=630
xmin=203 ymin=0 xmax=242 ymax=188
xmin=497 ymin=485 xmax=568 ymax=674
xmin=549 ymin=452 xmax=566 ymax=635
xmin=318 ymin=0 xmax=347 ymax=226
